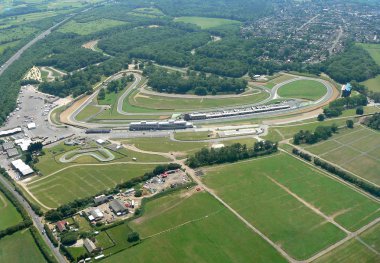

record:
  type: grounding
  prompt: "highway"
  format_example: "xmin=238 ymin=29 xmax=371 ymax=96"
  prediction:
xmin=0 ymin=15 xmax=74 ymax=77
xmin=0 ymin=175 xmax=66 ymax=263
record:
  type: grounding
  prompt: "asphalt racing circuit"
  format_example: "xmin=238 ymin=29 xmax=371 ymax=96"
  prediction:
xmin=64 ymin=70 xmax=338 ymax=128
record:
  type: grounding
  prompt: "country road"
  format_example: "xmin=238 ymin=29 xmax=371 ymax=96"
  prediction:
xmin=0 ymin=176 xmax=66 ymax=263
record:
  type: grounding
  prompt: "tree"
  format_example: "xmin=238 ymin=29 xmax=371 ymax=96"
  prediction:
xmin=27 ymin=142 xmax=43 ymax=153
xmin=60 ymin=232 xmax=78 ymax=246
xmin=346 ymin=119 xmax=354 ymax=128
xmin=98 ymin=89 xmax=105 ymax=100
xmin=356 ymin=106 xmax=364 ymax=115
xmin=134 ymin=190 xmax=142 ymax=197
xmin=317 ymin=114 xmax=325 ymax=121
xmin=127 ymin=232 xmax=140 ymax=243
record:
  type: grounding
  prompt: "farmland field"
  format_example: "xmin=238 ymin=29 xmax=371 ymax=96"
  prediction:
xmin=203 ymin=153 xmax=380 ymax=260
xmin=124 ymin=89 xmax=270 ymax=112
xmin=104 ymin=191 xmax=287 ymax=263
xmin=304 ymin=126 xmax=380 ymax=186
xmin=0 ymin=229 xmax=47 ymax=263
xmin=277 ymin=79 xmax=327 ymax=101
xmin=27 ymin=163 xmax=158 ymax=208
xmin=58 ymin=19 xmax=126 ymax=35
xmin=0 ymin=191 xmax=23 ymax=231
xmin=174 ymin=16 xmax=241 ymax=29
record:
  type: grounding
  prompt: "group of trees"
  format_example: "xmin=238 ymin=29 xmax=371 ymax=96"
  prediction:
xmin=321 ymin=45 xmax=380 ymax=83
xmin=323 ymin=94 xmax=368 ymax=118
xmin=363 ymin=113 xmax=380 ymax=130
xmin=187 ymin=141 xmax=278 ymax=168
xmin=292 ymin=148 xmax=312 ymax=162
xmin=45 ymin=163 xmax=182 ymax=221
xmin=144 ymin=66 xmax=247 ymax=94
xmin=293 ymin=124 xmax=338 ymax=145
xmin=314 ymin=158 xmax=380 ymax=198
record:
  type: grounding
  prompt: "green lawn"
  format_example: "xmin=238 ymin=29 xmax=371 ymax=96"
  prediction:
xmin=314 ymin=239 xmax=380 ymax=263
xmin=0 ymin=229 xmax=47 ymax=263
xmin=121 ymin=137 xmax=208 ymax=155
xmin=124 ymin=89 xmax=269 ymax=113
xmin=0 ymin=191 xmax=23 ymax=231
xmin=174 ymin=16 xmax=241 ymax=29
xmin=174 ymin=131 xmax=212 ymax=141
xmin=203 ymin=153 xmax=380 ymax=260
xmin=58 ymin=19 xmax=126 ymax=35
xmin=27 ymin=163 xmax=158 ymax=208
xmin=278 ymin=79 xmax=327 ymax=101
xmin=304 ymin=126 xmax=380 ymax=186
xmin=35 ymin=142 xmax=169 ymax=176
xmin=357 ymin=43 xmax=380 ymax=65
xmin=361 ymin=75 xmax=380 ymax=92
xmin=102 ymin=223 xmax=136 ymax=255
xmin=104 ymin=191 xmax=287 ymax=263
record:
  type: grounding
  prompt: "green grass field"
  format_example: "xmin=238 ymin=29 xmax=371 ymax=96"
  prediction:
xmin=357 ymin=43 xmax=380 ymax=65
xmin=361 ymin=75 xmax=380 ymax=92
xmin=35 ymin=142 xmax=169 ymax=176
xmin=0 ymin=191 xmax=23 ymax=231
xmin=264 ymin=74 xmax=298 ymax=89
xmin=124 ymin=90 xmax=269 ymax=113
xmin=277 ymin=79 xmax=327 ymax=101
xmin=314 ymin=239 xmax=380 ymax=263
xmin=174 ymin=131 xmax=213 ymax=141
xmin=203 ymin=153 xmax=380 ymax=260
xmin=121 ymin=137 xmax=208 ymax=155
xmin=0 ymin=229 xmax=47 ymax=263
xmin=58 ymin=19 xmax=126 ymax=35
xmin=174 ymin=16 xmax=241 ymax=29
xmin=27 ymin=163 xmax=158 ymax=208
xmin=304 ymin=126 xmax=380 ymax=186
xmin=104 ymin=191 xmax=286 ymax=263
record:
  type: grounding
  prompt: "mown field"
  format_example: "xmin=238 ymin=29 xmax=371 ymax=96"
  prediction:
xmin=27 ymin=162 xmax=158 ymax=208
xmin=203 ymin=153 xmax=380 ymax=260
xmin=304 ymin=126 xmax=380 ymax=186
xmin=174 ymin=16 xmax=241 ymax=29
xmin=124 ymin=89 xmax=270 ymax=113
xmin=58 ymin=19 xmax=126 ymax=35
xmin=0 ymin=191 xmax=23 ymax=231
xmin=104 ymin=191 xmax=287 ymax=263
xmin=0 ymin=229 xmax=47 ymax=263
xmin=277 ymin=79 xmax=327 ymax=101
xmin=314 ymin=222 xmax=380 ymax=263
xmin=358 ymin=43 xmax=380 ymax=92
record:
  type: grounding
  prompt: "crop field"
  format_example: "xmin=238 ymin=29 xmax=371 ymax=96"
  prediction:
xmin=174 ymin=16 xmax=241 ymax=29
xmin=27 ymin=162 xmax=158 ymax=208
xmin=304 ymin=126 xmax=380 ymax=186
xmin=278 ymin=79 xmax=327 ymax=101
xmin=203 ymin=153 xmax=380 ymax=260
xmin=0 ymin=191 xmax=23 ymax=231
xmin=0 ymin=229 xmax=47 ymax=263
xmin=124 ymin=90 xmax=270 ymax=112
xmin=362 ymin=75 xmax=380 ymax=92
xmin=58 ymin=19 xmax=126 ymax=35
xmin=104 ymin=191 xmax=286 ymax=263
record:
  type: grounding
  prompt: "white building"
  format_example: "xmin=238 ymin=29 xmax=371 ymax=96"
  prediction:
xmin=11 ymin=159 xmax=34 ymax=177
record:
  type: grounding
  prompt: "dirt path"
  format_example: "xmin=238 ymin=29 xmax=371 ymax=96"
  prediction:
xmin=267 ymin=176 xmax=350 ymax=234
xmin=82 ymin=40 xmax=99 ymax=52
xmin=306 ymin=218 xmax=380 ymax=262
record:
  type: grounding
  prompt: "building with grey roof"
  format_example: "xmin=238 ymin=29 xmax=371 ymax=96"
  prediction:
xmin=109 ymin=199 xmax=127 ymax=216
